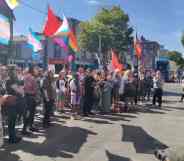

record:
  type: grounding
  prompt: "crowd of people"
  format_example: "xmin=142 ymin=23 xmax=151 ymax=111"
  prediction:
xmin=0 ymin=64 xmax=164 ymax=146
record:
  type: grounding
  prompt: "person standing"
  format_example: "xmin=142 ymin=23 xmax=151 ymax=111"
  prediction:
xmin=152 ymin=71 xmax=164 ymax=107
xmin=100 ymin=74 xmax=113 ymax=114
xmin=69 ymin=73 xmax=81 ymax=119
xmin=42 ymin=71 xmax=55 ymax=128
xmin=23 ymin=66 xmax=38 ymax=135
xmin=144 ymin=71 xmax=153 ymax=101
xmin=56 ymin=70 xmax=66 ymax=112
xmin=5 ymin=66 xmax=22 ymax=143
xmin=83 ymin=69 xmax=96 ymax=116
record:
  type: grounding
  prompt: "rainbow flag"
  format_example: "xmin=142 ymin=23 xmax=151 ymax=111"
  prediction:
xmin=27 ymin=28 xmax=42 ymax=52
xmin=68 ymin=30 xmax=79 ymax=53
xmin=5 ymin=0 xmax=19 ymax=10
xmin=54 ymin=14 xmax=70 ymax=36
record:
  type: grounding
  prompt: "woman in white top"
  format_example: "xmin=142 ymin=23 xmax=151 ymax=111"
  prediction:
xmin=69 ymin=74 xmax=81 ymax=120
xmin=56 ymin=71 xmax=66 ymax=111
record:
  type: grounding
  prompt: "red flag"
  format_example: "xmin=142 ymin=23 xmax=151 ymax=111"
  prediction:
xmin=134 ymin=34 xmax=142 ymax=59
xmin=43 ymin=6 xmax=62 ymax=37
xmin=111 ymin=49 xmax=123 ymax=71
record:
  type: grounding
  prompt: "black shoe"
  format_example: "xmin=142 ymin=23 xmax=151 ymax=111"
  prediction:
xmin=22 ymin=131 xmax=32 ymax=136
xmin=9 ymin=137 xmax=22 ymax=144
xmin=88 ymin=112 xmax=95 ymax=115
xmin=29 ymin=127 xmax=39 ymax=132
xmin=83 ymin=114 xmax=89 ymax=117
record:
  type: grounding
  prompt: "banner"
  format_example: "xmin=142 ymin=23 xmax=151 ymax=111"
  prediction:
xmin=0 ymin=14 xmax=10 ymax=45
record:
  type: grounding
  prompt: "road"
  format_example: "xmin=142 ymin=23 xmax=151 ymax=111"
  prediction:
xmin=0 ymin=83 xmax=184 ymax=161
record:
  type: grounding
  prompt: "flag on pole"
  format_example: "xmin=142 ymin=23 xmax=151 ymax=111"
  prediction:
xmin=111 ymin=49 xmax=123 ymax=71
xmin=54 ymin=14 xmax=70 ymax=36
xmin=27 ymin=28 xmax=42 ymax=52
xmin=43 ymin=6 xmax=62 ymax=37
xmin=53 ymin=37 xmax=68 ymax=52
xmin=68 ymin=29 xmax=79 ymax=53
xmin=5 ymin=0 xmax=19 ymax=10
xmin=134 ymin=33 xmax=142 ymax=59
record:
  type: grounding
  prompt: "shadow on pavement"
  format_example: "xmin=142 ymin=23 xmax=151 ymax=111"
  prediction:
xmin=94 ymin=114 xmax=131 ymax=122
xmin=106 ymin=150 xmax=131 ymax=161
xmin=122 ymin=125 xmax=168 ymax=154
xmin=83 ymin=118 xmax=113 ymax=125
xmin=0 ymin=123 xmax=97 ymax=161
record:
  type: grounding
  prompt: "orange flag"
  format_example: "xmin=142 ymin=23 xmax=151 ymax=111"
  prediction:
xmin=134 ymin=34 xmax=142 ymax=59
xmin=111 ymin=49 xmax=123 ymax=71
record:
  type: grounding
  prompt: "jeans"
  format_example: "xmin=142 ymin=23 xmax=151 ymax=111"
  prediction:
xmin=83 ymin=96 xmax=94 ymax=114
xmin=23 ymin=94 xmax=37 ymax=132
xmin=153 ymin=88 xmax=163 ymax=106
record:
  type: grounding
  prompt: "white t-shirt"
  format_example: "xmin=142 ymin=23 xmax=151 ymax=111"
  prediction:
xmin=58 ymin=80 xmax=66 ymax=93
xmin=70 ymin=79 xmax=77 ymax=96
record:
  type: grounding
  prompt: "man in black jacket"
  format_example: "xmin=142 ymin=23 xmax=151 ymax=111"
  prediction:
xmin=83 ymin=69 xmax=96 ymax=116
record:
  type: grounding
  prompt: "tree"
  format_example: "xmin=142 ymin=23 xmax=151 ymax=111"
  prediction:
xmin=79 ymin=6 xmax=133 ymax=63
xmin=182 ymin=33 xmax=184 ymax=47
xmin=168 ymin=51 xmax=184 ymax=68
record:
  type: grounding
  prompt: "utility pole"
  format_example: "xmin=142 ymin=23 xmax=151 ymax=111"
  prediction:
xmin=8 ymin=13 xmax=13 ymax=65
xmin=43 ymin=37 xmax=48 ymax=70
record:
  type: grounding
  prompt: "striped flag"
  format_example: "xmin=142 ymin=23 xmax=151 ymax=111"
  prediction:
xmin=68 ymin=29 xmax=79 ymax=53
xmin=54 ymin=14 xmax=70 ymax=36
xmin=27 ymin=28 xmax=42 ymax=52
xmin=5 ymin=0 xmax=19 ymax=10
xmin=53 ymin=37 xmax=68 ymax=52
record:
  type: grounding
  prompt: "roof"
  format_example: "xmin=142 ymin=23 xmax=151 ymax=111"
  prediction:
xmin=0 ymin=0 xmax=16 ymax=20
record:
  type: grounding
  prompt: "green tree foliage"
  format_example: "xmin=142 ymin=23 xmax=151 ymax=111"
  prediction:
xmin=182 ymin=33 xmax=184 ymax=48
xmin=79 ymin=6 xmax=133 ymax=61
xmin=168 ymin=51 xmax=184 ymax=68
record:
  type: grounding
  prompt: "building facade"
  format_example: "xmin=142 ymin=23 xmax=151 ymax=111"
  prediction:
xmin=0 ymin=0 xmax=15 ymax=64
xmin=140 ymin=36 xmax=161 ymax=70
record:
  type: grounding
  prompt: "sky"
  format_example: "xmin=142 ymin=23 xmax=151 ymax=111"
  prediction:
xmin=13 ymin=0 xmax=184 ymax=53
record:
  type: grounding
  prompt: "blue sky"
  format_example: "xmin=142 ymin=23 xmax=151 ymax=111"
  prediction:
xmin=13 ymin=0 xmax=184 ymax=53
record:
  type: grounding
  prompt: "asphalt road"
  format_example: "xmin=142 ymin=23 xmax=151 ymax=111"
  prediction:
xmin=0 ymin=83 xmax=184 ymax=161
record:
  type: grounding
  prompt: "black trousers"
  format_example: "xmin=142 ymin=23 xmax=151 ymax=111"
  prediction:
xmin=83 ymin=95 xmax=94 ymax=114
xmin=43 ymin=100 xmax=54 ymax=126
xmin=23 ymin=94 xmax=37 ymax=131
xmin=153 ymin=88 xmax=163 ymax=106
xmin=7 ymin=105 xmax=18 ymax=141
xmin=145 ymin=88 xmax=152 ymax=101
